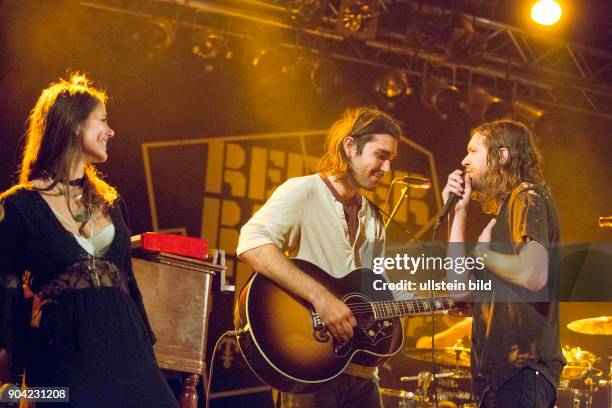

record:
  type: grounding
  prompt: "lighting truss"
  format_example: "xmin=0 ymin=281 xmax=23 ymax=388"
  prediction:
xmin=80 ymin=0 xmax=612 ymax=120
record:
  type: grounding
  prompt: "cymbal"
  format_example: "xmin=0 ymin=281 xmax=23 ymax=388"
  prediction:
xmin=404 ymin=346 xmax=471 ymax=368
xmin=379 ymin=388 xmax=413 ymax=399
xmin=567 ymin=316 xmax=612 ymax=335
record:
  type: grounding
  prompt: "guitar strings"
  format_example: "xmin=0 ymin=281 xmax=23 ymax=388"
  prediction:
xmin=345 ymin=301 xmax=452 ymax=312
xmin=344 ymin=297 xmax=451 ymax=310
xmin=344 ymin=298 xmax=452 ymax=315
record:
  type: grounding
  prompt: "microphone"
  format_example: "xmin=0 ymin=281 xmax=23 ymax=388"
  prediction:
xmin=433 ymin=171 xmax=464 ymax=229
xmin=395 ymin=176 xmax=431 ymax=190
xmin=434 ymin=194 xmax=459 ymax=229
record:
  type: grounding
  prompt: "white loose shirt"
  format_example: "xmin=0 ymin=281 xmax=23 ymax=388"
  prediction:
xmin=237 ymin=174 xmax=411 ymax=379
xmin=237 ymin=174 xmax=385 ymax=275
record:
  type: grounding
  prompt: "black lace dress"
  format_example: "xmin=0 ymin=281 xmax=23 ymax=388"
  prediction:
xmin=0 ymin=188 xmax=179 ymax=408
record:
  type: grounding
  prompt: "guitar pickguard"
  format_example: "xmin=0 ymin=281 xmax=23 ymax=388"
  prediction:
xmin=331 ymin=293 xmax=397 ymax=357
xmin=360 ymin=318 xmax=396 ymax=344
xmin=332 ymin=318 xmax=396 ymax=357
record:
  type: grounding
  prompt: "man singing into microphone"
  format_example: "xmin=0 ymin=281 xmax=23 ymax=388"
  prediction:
xmin=442 ymin=120 xmax=565 ymax=407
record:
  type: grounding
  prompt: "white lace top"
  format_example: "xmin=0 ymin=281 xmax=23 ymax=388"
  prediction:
xmin=51 ymin=208 xmax=116 ymax=256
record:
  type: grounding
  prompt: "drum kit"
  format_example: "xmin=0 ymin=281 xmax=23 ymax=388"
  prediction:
xmin=380 ymin=316 xmax=612 ymax=408
xmin=556 ymin=316 xmax=612 ymax=408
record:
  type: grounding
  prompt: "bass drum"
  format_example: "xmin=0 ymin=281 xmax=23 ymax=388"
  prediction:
xmin=555 ymin=388 xmax=592 ymax=408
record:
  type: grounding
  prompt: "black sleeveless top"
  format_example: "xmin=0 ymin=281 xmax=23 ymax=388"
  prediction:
xmin=470 ymin=183 xmax=565 ymax=399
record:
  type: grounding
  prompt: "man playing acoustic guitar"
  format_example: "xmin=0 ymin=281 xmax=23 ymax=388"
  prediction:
xmin=237 ymin=107 xmax=404 ymax=407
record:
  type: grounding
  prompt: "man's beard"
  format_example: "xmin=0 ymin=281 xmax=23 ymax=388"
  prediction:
xmin=470 ymin=172 xmax=487 ymax=193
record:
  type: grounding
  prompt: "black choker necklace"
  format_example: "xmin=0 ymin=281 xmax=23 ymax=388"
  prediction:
xmin=46 ymin=172 xmax=86 ymax=188
xmin=59 ymin=176 xmax=86 ymax=187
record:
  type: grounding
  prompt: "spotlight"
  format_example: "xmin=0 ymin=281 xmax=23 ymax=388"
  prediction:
xmin=464 ymin=87 xmax=513 ymax=122
xmin=338 ymin=0 xmax=380 ymax=40
xmin=192 ymin=29 xmax=225 ymax=60
xmin=512 ymin=100 xmax=551 ymax=135
xmin=192 ymin=29 xmax=232 ymax=73
xmin=512 ymin=100 xmax=545 ymax=125
xmin=135 ymin=17 xmax=176 ymax=52
xmin=441 ymin=13 xmax=487 ymax=62
xmin=374 ymin=71 xmax=412 ymax=100
xmin=421 ymin=76 xmax=462 ymax=121
xmin=531 ymin=0 xmax=562 ymax=26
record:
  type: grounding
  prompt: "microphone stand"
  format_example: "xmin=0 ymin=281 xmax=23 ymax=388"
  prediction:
xmin=383 ymin=178 xmax=441 ymax=407
xmin=384 ymin=184 xmax=410 ymax=230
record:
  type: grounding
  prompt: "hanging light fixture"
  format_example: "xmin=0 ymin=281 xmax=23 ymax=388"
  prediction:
xmin=421 ymin=76 xmax=462 ymax=121
xmin=374 ymin=70 xmax=412 ymax=100
xmin=139 ymin=17 xmax=176 ymax=50
xmin=464 ymin=86 xmax=513 ymax=122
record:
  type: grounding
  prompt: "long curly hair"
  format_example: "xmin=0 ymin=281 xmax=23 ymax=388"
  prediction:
xmin=1 ymin=72 xmax=118 ymax=210
xmin=317 ymin=106 xmax=402 ymax=179
xmin=472 ymin=119 xmax=545 ymax=214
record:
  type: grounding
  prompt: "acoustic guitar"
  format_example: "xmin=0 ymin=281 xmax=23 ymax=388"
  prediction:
xmin=234 ymin=258 xmax=457 ymax=393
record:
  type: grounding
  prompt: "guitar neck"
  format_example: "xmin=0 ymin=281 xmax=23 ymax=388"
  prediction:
xmin=372 ymin=297 xmax=455 ymax=319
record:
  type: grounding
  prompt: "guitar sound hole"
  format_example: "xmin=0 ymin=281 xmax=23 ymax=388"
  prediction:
xmin=344 ymin=294 xmax=375 ymax=328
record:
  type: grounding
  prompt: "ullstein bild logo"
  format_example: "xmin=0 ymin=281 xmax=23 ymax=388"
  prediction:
xmin=142 ymin=130 xmax=441 ymax=278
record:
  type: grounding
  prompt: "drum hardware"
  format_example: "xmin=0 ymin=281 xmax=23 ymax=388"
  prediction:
xmin=404 ymin=345 xmax=471 ymax=368
xmin=398 ymin=371 xmax=463 ymax=407
xmin=561 ymin=346 xmax=605 ymax=388
xmin=555 ymin=388 xmax=592 ymax=408
xmin=403 ymin=339 xmax=474 ymax=406
xmin=400 ymin=371 xmax=458 ymax=382
xmin=379 ymin=387 xmax=418 ymax=408
xmin=378 ymin=388 xmax=468 ymax=408
xmin=556 ymin=345 xmax=612 ymax=408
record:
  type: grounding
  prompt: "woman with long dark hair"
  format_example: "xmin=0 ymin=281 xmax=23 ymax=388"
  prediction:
xmin=0 ymin=73 xmax=179 ymax=407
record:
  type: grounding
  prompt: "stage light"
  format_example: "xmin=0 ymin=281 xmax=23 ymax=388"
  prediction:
xmin=192 ymin=29 xmax=224 ymax=60
xmin=511 ymin=100 xmax=554 ymax=137
xmin=374 ymin=71 xmax=412 ymax=100
xmin=192 ymin=29 xmax=232 ymax=73
xmin=338 ymin=0 xmax=380 ymax=40
xmin=512 ymin=100 xmax=545 ymax=126
xmin=421 ymin=76 xmax=462 ymax=121
xmin=140 ymin=17 xmax=176 ymax=51
xmin=441 ymin=13 xmax=487 ymax=62
xmin=531 ymin=0 xmax=562 ymax=26
xmin=129 ymin=17 xmax=176 ymax=58
xmin=464 ymin=87 xmax=513 ymax=122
